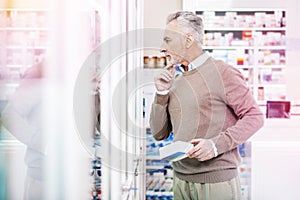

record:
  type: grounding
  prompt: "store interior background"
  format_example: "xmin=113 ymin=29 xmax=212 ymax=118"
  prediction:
xmin=0 ymin=0 xmax=300 ymax=199
xmin=144 ymin=1 xmax=300 ymax=200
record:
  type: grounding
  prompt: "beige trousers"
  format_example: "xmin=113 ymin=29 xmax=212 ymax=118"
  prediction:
xmin=173 ymin=175 xmax=241 ymax=200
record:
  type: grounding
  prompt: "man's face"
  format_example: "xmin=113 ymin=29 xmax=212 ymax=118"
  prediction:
xmin=161 ymin=20 xmax=186 ymax=65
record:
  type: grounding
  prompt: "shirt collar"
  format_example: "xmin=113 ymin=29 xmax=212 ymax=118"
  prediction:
xmin=174 ymin=52 xmax=210 ymax=77
xmin=188 ymin=51 xmax=210 ymax=71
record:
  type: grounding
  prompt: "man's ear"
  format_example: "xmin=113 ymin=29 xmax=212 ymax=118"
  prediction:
xmin=185 ymin=34 xmax=194 ymax=48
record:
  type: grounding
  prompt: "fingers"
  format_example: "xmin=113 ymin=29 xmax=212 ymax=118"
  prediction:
xmin=196 ymin=151 xmax=214 ymax=161
xmin=187 ymin=144 xmax=205 ymax=158
xmin=190 ymin=138 xmax=202 ymax=144
xmin=164 ymin=64 xmax=174 ymax=70
xmin=187 ymin=139 xmax=215 ymax=161
xmin=154 ymin=65 xmax=177 ymax=91
xmin=192 ymin=149 xmax=214 ymax=161
xmin=164 ymin=65 xmax=176 ymax=76
xmin=187 ymin=138 xmax=203 ymax=156
xmin=159 ymin=70 xmax=173 ymax=82
xmin=155 ymin=66 xmax=174 ymax=83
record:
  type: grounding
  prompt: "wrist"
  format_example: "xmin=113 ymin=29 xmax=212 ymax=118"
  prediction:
xmin=209 ymin=139 xmax=218 ymax=157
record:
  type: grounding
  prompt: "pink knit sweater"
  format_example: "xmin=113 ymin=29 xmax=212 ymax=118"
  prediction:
xmin=150 ymin=57 xmax=264 ymax=183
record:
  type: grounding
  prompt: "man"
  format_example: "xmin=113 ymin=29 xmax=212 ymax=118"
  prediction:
xmin=150 ymin=11 xmax=264 ymax=200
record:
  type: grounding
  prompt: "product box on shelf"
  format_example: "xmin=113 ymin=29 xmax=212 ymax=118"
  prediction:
xmin=146 ymin=167 xmax=174 ymax=200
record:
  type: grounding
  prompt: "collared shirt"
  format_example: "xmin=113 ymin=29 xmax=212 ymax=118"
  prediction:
xmin=175 ymin=51 xmax=210 ymax=75
xmin=188 ymin=51 xmax=210 ymax=71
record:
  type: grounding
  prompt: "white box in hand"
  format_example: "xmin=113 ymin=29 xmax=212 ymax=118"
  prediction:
xmin=159 ymin=141 xmax=194 ymax=162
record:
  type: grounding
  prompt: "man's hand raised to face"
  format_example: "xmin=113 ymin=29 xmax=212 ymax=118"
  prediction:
xmin=155 ymin=65 xmax=176 ymax=92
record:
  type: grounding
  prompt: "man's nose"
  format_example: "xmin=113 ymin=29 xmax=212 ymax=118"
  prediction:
xmin=160 ymin=41 xmax=167 ymax=53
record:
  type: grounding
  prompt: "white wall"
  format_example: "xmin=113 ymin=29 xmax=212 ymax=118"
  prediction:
xmin=144 ymin=0 xmax=182 ymax=29
xmin=250 ymin=118 xmax=300 ymax=199
xmin=143 ymin=0 xmax=182 ymax=57
xmin=252 ymin=141 xmax=300 ymax=200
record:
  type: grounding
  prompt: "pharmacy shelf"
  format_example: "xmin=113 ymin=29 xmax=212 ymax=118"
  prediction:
xmin=6 ymin=64 xmax=30 ymax=68
xmin=0 ymin=9 xmax=49 ymax=101
xmin=0 ymin=27 xmax=48 ymax=31
xmin=4 ymin=45 xmax=48 ymax=49
xmin=204 ymin=27 xmax=286 ymax=31
xmin=234 ymin=65 xmax=254 ymax=69
xmin=203 ymin=45 xmax=286 ymax=50
xmin=257 ymin=65 xmax=286 ymax=69
xmin=198 ymin=9 xmax=287 ymax=102
xmin=257 ymin=84 xmax=286 ymax=87
xmin=146 ymin=166 xmax=166 ymax=170
xmin=203 ymin=46 xmax=254 ymax=50
xmin=256 ymin=46 xmax=286 ymax=50
xmin=146 ymin=155 xmax=160 ymax=160
xmin=0 ymin=8 xmax=47 ymax=12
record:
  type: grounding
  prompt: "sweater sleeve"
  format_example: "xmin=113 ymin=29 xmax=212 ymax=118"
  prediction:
xmin=149 ymin=93 xmax=172 ymax=141
xmin=211 ymin=66 xmax=264 ymax=155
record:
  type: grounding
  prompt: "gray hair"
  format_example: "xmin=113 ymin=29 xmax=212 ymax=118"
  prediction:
xmin=166 ymin=11 xmax=204 ymax=44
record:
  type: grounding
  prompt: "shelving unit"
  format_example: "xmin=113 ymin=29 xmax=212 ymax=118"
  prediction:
xmin=198 ymin=9 xmax=287 ymax=102
xmin=144 ymin=100 xmax=174 ymax=200
xmin=0 ymin=9 xmax=49 ymax=100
